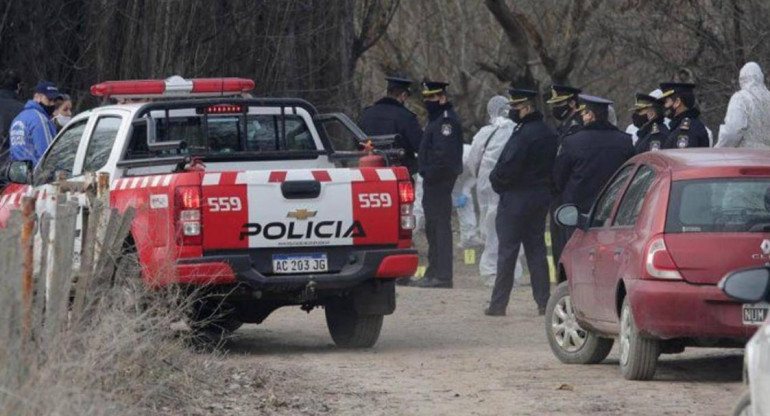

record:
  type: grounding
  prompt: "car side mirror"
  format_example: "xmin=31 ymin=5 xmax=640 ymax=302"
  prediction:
xmin=718 ymin=267 xmax=770 ymax=303
xmin=555 ymin=204 xmax=579 ymax=227
xmin=6 ymin=160 xmax=32 ymax=184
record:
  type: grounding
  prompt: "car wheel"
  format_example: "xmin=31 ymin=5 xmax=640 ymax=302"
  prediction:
xmin=545 ymin=281 xmax=614 ymax=364
xmin=326 ymin=299 xmax=383 ymax=349
xmin=731 ymin=390 xmax=752 ymax=416
xmin=619 ymin=298 xmax=660 ymax=380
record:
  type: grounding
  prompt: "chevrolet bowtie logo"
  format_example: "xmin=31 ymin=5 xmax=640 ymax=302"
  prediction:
xmin=287 ymin=209 xmax=317 ymax=220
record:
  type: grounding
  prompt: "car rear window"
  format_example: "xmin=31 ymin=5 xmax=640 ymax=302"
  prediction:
xmin=666 ymin=178 xmax=770 ymax=233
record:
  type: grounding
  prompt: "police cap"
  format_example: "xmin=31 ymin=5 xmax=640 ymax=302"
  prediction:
xmin=659 ymin=82 xmax=695 ymax=100
xmin=577 ymin=94 xmax=613 ymax=112
xmin=386 ymin=76 xmax=414 ymax=93
xmin=630 ymin=92 xmax=657 ymax=111
xmin=546 ymin=85 xmax=582 ymax=104
xmin=508 ymin=88 xmax=538 ymax=104
xmin=421 ymin=79 xmax=449 ymax=96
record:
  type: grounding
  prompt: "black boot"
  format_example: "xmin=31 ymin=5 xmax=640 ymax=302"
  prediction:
xmin=411 ymin=278 xmax=452 ymax=289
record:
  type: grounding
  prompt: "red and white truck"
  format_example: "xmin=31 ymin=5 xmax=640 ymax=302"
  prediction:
xmin=0 ymin=76 xmax=418 ymax=348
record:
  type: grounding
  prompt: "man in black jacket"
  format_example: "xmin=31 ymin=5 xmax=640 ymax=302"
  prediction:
xmin=359 ymin=76 xmax=423 ymax=175
xmin=486 ymin=88 xmax=557 ymax=316
xmin=545 ymin=85 xmax=582 ymax=273
xmin=658 ymin=82 xmax=710 ymax=149
xmin=414 ymin=80 xmax=463 ymax=289
xmin=554 ymin=94 xmax=635 ymax=216
xmin=0 ymin=70 xmax=24 ymax=188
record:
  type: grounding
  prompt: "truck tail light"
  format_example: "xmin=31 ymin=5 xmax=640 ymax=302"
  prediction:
xmin=398 ymin=181 xmax=415 ymax=239
xmin=175 ymin=186 xmax=202 ymax=246
xmin=644 ymin=237 xmax=682 ymax=280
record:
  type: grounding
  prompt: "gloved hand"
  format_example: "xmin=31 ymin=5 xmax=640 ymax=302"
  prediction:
xmin=454 ymin=194 xmax=469 ymax=208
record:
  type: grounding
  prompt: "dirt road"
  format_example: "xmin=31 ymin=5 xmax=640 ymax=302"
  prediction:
xmin=219 ymin=272 xmax=745 ymax=415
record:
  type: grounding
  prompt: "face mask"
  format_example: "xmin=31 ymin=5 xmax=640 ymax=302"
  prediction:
xmin=631 ymin=112 xmax=648 ymax=128
xmin=663 ymin=105 xmax=674 ymax=119
xmin=42 ymin=104 xmax=56 ymax=116
xmin=551 ymin=105 xmax=570 ymax=121
xmin=423 ymin=100 xmax=443 ymax=117
xmin=54 ymin=114 xmax=72 ymax=126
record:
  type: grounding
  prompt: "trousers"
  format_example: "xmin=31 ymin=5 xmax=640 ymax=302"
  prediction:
xmin=423 ymin=177 xmax=457 ymax=282
xmin=490 ymin=188 xmax=551 ymax=311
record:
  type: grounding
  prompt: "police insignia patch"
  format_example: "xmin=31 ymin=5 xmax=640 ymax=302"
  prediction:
xmin=441 ymin=123 xmax=452 ymax=136
xmin=677 ymin=135 xmax=689 ymax=148
xmin=651 ymin=123 xmax=659 ymax=134
xmin=681 ymin=118 xmax=691 ymax=130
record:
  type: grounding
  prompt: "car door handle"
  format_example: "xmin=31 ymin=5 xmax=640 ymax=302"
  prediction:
xmin=614 ymin=248 xmax=623 ymax=255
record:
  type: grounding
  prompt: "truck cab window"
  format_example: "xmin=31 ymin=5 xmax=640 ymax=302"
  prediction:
xmin=35 ymin=120 xmax=88 ymax=185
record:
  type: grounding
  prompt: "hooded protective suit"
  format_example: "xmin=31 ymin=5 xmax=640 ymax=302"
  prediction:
xmin=716 ymin=62 xmax=770 ymax=149
xmin=466 ymin=96 xmax=521 ymax=285
xmin=452 ymin=144 xmax=483 ymax=248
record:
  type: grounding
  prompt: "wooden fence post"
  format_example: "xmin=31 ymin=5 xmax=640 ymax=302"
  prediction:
xmin=20 ymin=196 xmax=36 ymax=339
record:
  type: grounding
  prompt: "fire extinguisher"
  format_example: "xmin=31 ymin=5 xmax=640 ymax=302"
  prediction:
xmin=358 ymin=140 xmax=386 ymax=167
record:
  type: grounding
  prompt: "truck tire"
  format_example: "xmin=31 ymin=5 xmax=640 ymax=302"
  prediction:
xmin=546 ymin=281 xmax=614 ymax=364
xmin=619 ymin=298 xmax=660 ymax=380
xmin=325 ymin=299 xmax=383 ymax=349
xmin=187 ymin=299 xmax=243 ymax=335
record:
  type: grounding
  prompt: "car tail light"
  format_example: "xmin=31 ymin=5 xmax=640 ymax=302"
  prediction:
xmin=398 ymin=181 xmax=415 ymax=237
xmin=90 ymin=76 xmax=254 ymax=99
xmin=175 ymin=186 xmax=202 ymax=245
xmin=644 ymin=237 xmax=682 ymax=280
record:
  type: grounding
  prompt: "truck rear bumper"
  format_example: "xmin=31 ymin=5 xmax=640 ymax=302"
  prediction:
xmin=175 ymin=249 xmax=418 ymax=290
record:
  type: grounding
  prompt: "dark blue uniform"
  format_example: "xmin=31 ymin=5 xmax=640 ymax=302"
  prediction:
xmin=554 ymin=121 xmax=636 ymax=214
xmin=635 ymin=119 xmax=669 ymax=154
xmin=488 ymin=112 xmax=557 ymax=312
xmin=550 ymin=112 xmax=583 ymax=266
xmin=359 ymin=97 xmax=423 ymax=175
xmin=664 ymin=108 xmax=710 ymax=149
xmin=418 ymin=104 xmax=463 ymax=284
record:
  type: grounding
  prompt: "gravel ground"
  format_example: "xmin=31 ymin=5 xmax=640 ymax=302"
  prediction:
xmin=208 ymin=235 xmax=746 ymax=416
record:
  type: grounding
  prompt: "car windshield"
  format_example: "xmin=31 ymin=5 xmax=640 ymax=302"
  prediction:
xmin=125 ymin=113 xmax=316 ymax=160
xmin=666 ymin=178 xmax=770 ymax=233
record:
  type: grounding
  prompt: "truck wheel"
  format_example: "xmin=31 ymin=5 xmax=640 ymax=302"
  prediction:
xmin=619 ymin=298 xmax=660 ymax=380
xmin=325 ymin=299 xmax=383 ymax=349
xmin=546 ymin=281 xmax=614 ymax=364
xmin=731 ymin=390 xmax=752 ymax=416
xmin=187 ymin=300 xmax=243 ymax=335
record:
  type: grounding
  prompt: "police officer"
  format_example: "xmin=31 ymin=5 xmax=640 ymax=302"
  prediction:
xmin=554 ymin=94 xmax=635 ymax=217
xmin=414 ymin=80 xmax=463 ymax=289
xmin=486 ymin=89 xmax=557 ymax=316
xmin=547 ymin=85 xmax=583 ymax=144
xmin=658 ymin=82 xmax=710 ymax=149
xmin=631 ymin=92 xmax=669 ymax=154
xmin=545 ymin=85 xmax=582 ymax=270
xmin=359 ymin=76 xmax=423 ymax=175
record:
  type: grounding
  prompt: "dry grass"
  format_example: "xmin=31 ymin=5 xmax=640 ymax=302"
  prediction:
xmin=0 ymin=197 xmax=221 ymax=416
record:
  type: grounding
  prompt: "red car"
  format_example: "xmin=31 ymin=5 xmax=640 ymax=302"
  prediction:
xmin=546 ymin=149 xmax=770 ymax=380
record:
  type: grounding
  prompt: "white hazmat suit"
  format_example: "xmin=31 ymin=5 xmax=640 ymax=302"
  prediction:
xmin=716 ymin=62 xmax=770 ymax=149
xmin=466 ymin=96 xmax=521 ymax=287
xmin=452 ymin=144 xmax=483 ymax=248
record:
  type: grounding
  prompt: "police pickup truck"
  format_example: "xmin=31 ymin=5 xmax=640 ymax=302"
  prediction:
xmin=0 ymin=76 xmax=418 ymax=348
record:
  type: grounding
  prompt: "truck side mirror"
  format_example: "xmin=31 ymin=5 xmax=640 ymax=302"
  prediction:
xmin=719 ymin=267 xmax=770 ymax=303
xmin=6 ymin=160 xmax=32 ymax=185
